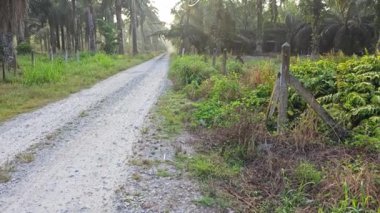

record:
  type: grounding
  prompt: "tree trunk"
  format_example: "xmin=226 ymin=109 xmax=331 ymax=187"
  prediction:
xmin=131 ymin=0 xmax=138 ymax=55
xmin=376 ymin=0 xmax=380 ymax=52
xmin=61 ymin=25 xmax=65 ymax=51
xmin=17 ymin=20 xmax=25 ymax=44
xmin=87 ymin=4 xmax=96 ymax=52
xmin=311 ymin=0 xmax=322 ymax=58
xmin=256 ymin=0 xmax=263 ymax=53
xmin=49 ymin=19 xmax=57 ymax=54
xmin=140 ymin=16 xmax=148 ymax=51
xmin=72 ymin=0 xmax=79 ymax=52
xmin=56 ymin=24 xmax=60 ymax=50
xmin=115 ymin=0 xmax=125 ymax=54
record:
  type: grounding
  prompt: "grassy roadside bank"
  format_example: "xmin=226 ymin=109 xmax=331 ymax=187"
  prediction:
xmin=0 ymin=53 xmax=156 ymax=122
xmin=157 ymin=55 xmax=380 ymax=212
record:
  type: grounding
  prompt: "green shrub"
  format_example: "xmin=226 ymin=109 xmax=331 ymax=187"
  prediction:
xmin=294 ymin=162 xmax=322 ymax=184
xmin=16 ymin=42 xmax=32 ymax=55
xmin=292 ymin=56 xmax=380 ymax=150
xmin=227 ymin=60 xmax=243 ymax=74
xmin=169 ymin=55 xmax=216 ymax=89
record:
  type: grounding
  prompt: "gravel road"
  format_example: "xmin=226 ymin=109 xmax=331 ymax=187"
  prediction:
xmin=0 ymin=54 xmax=170 ymax=212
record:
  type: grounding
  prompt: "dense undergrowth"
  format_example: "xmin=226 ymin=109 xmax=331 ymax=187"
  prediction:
xmin=0 ymin=52 xmax=154 ymax=121
xmin=164 ymin=54 xmax=380 ymax=212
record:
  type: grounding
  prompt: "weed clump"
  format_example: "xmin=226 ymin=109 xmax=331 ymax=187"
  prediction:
xmin=169 ymin=55 xmax=216 ymax=89
xmin=294 ymin=162 xmax=322 ymax=184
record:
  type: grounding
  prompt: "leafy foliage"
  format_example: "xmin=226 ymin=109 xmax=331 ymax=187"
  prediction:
xmin=169 ymin=55 xmax=217 ymax=89
xmin=292 ymin=55 xmax=380 ymax=150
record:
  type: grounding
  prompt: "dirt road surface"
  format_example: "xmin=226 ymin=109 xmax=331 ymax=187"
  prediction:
xmin=0 ymin=55 xmax=170 ymax=212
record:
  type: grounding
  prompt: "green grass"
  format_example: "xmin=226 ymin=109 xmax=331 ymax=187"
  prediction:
xmin=156 ymin=168 xmax=171 ymax=177
xmin=176 ymin=153 xmax=241 ymax=181
xmin=0 ymin=53 xmax=155 ymax=122
xmin=194 ymin=195 xmax=230 ymax=208
xmin=295 ymin=162 xmax=323 ymax=185
xmin=155 ymin=91 xmax=193 ymax=138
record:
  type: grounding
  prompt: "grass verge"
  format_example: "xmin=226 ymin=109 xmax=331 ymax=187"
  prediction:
xmin=0 ymin=53 xmax=155 ymax=122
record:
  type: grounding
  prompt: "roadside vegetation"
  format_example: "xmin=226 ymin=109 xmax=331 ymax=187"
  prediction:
xmin=0 ymin=53 xmax=154 ymax=122
xmin=160 ymin=54 xmax=380 ymax=212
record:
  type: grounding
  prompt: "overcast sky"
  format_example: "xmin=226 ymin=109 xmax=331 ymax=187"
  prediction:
xmin=151 ymin=0 xmax=180 ymax=26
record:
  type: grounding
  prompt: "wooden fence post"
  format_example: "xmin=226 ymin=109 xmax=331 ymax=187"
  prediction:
xmin=31 ymin=51 xmax=35 ymax=67
xmin=267 ymin=42 xmax=349 ymax=140
xmin=288 ymin=75 xmax=349 ymax=140
xmin=212 ymin=48 xmax=217 ymax=67
xmin=222 ymin=48 xmax=227 ymax=75
xmin=2 ymin=61 xmax=5 ymax=81
xmin=277 ymin=42 xmax=290 ymax=132
xmin=13 ymin=54 xmax=17 ymax=76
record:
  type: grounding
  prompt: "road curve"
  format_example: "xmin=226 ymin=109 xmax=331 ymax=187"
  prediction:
xmin=0 ymin=54 xmax=169 ymax=212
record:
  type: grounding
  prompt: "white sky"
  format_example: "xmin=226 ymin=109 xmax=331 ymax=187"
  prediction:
xmin=152 ymin=0 xmax=180 ymax=26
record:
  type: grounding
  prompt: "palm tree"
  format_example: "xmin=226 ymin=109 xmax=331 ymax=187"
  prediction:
xmin=85 ymin=0 xmax=96 ymax=52
xmin=256 ymin=0 xmax=263 ymax=53
xmin=115 ymin=0 xmax=125 ymax=54
xmin=300 ymin=0 xmax=325 ymax=57
xmin=0 ymin=0 xmax=28 ymax=63
xmin=319 ymin=0 xmax=376 ymax=55
xmin=376 ymin=0 xmax=380 ymax=51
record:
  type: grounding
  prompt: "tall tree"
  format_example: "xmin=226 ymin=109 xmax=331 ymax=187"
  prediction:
xmin=300 ymin=0 xmax=324 ymax=56
xmin=130 ymin=0 xmax=138 ymax=55
xmin=0 ymin=0 xmax=28 ymax=63
xmin=376 ymin=0 xmax=380 ymax=51
xmin=256 ymin=0 xmax=263 ymax=53
xmin=115 ymin=0 xmax=125 ymax=54
xmin=86 ymin=0 xmax=96 ymax=52
xmin=72 ymin=0 xmax=79 ymax=52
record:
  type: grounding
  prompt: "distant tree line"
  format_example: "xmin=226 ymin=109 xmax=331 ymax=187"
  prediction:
xmin=0 ymin=0 xmax=165 ymax=66
xmin=164 ymin=0 xmax=380 ymax=56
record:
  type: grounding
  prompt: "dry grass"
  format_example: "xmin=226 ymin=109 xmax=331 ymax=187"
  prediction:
xmin=318 ymin=161 xmax=380 ymax=210
xmin=291 ymin=109 xmax=326 ymax=152
xmin=241 ymin=62 xmax=276 ymax=89
xmin=0 ymin=163 xmax=14 ymax=183
xmin=15 ymin=152 xmax=35 ymax=164
xmin=189 ymin=113 xmax=380 ymax=212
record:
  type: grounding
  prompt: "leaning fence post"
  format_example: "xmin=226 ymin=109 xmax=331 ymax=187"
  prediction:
xmin=277 ymin=42 xmax=290 ymax=133
xmin=222 ymin=48 xmax=227 ymax=75
xmin=212 ymin=48 xmax=217 ymax=67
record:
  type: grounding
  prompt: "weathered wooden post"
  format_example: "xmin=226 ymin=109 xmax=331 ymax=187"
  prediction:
xmin=31 ymin=51 xmax=35 ymax=67
xmin=1 ymin=61 xmax=5 ymax=81
xmin=222 ymin=48 xmax=227 ymax=75
xmin=212 ymin=48 xmax=217 ymax=67
xmin=76 ymin=51 xmax=80 ymax=62
xmin=277 ymin=42 xmax=290 ymax=133
xmin=13 ymin=54 xmax=17 ymax=76
xmin=181 ymin=48 xmax=185 ymax=57
xmin=266 ymin=42 xmax=349 ymax=140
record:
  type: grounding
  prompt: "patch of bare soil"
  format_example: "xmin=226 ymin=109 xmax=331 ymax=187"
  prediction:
xmin=114 ymin=110 xmax=219 ymax=213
